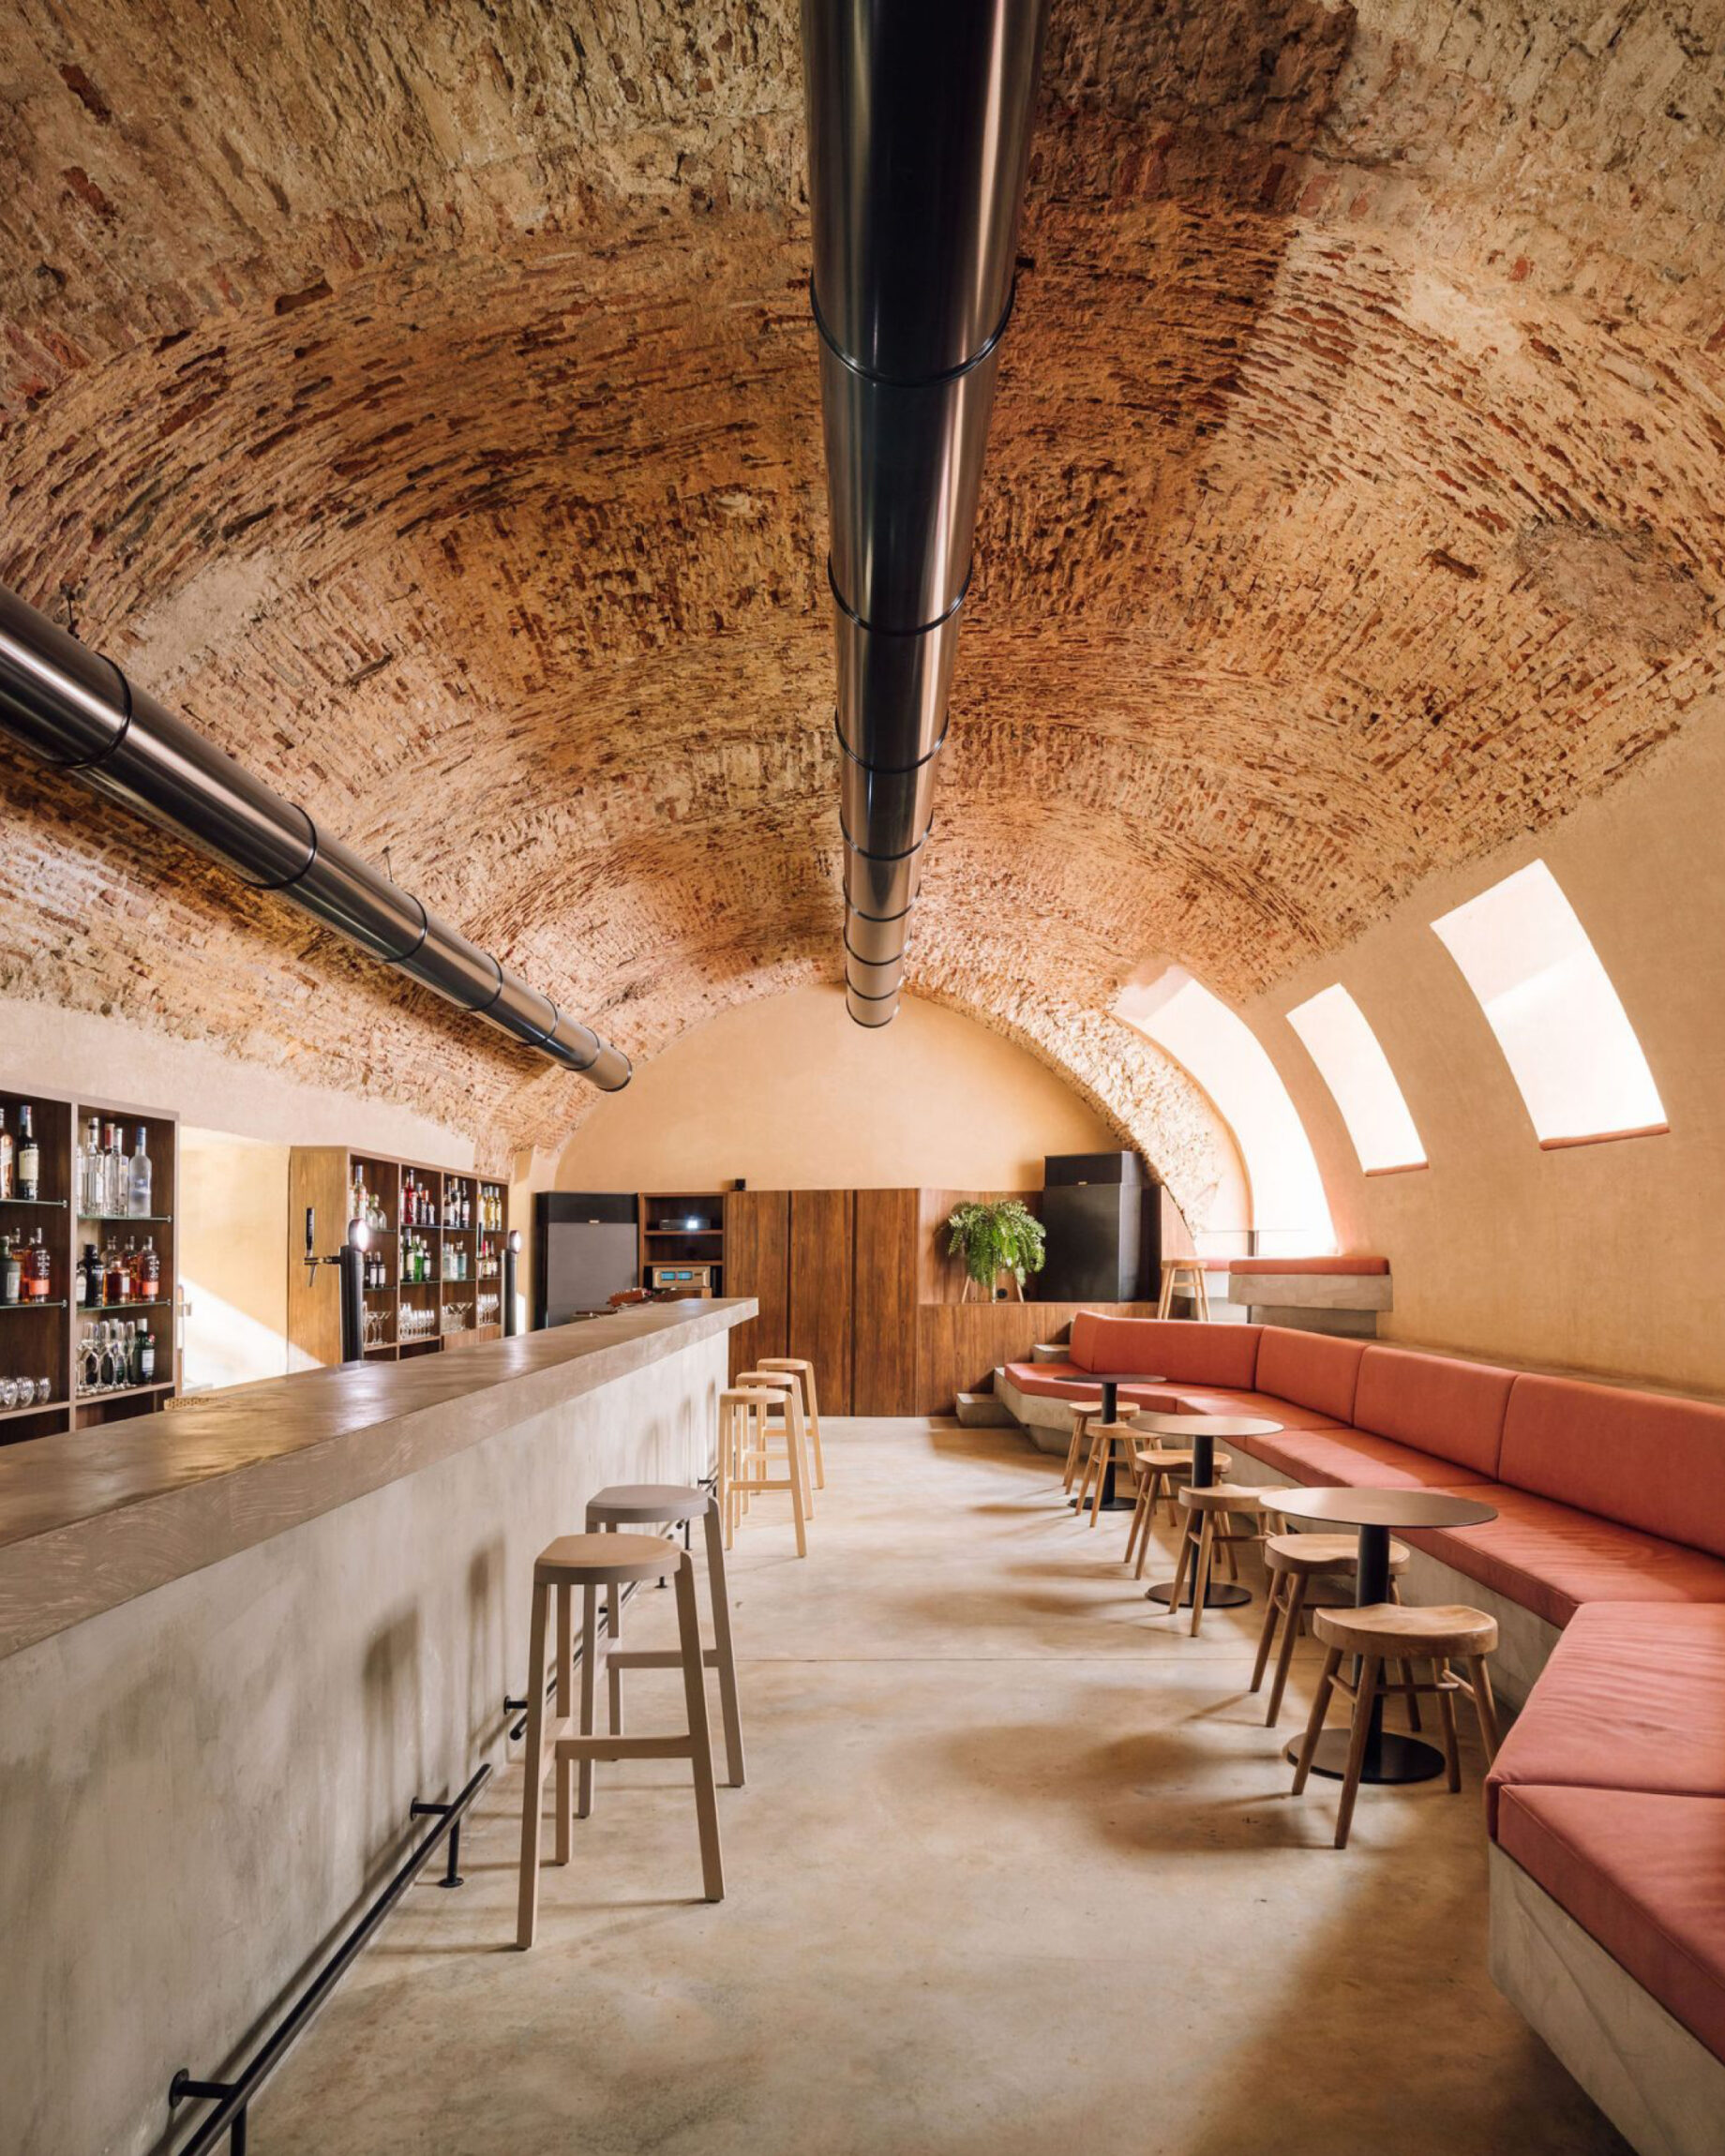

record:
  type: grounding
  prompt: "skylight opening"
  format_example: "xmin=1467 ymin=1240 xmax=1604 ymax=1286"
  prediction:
xmin=1432 ymin=860 xmax=1667 ymax=1148
xmin=1286 ymin=984 xmax=1427 ymax=1174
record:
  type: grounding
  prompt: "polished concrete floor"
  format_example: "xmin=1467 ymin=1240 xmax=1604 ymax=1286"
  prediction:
xmin=258 ymin=1419 xmax=1628 ymax=2155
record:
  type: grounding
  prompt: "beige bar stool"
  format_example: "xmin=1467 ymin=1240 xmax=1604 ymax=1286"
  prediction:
xmin=516 ymin=1532 xmax=723 ymax=1946
xmin=1157 ymin=1256 xmax=1210 ymax=1320
xmin=757 ymin=1355 xmax=826 ymax=1490
xmin=1123 ymin=1440 xmax=1234 ymax=1574
xmin=736 ymin=1367 xmax=816 ymax=1522
xmin=1250 ymin=1533 xmax=1411 ymax=1729
xmin=585 ymin=1483 xmax=744 ymax=1789
xmin=719 ymin=1385 xmax=810 ymax=1557
xmin=1291 ymin=1602 xmax=1502 ymax=1848
xmin=1164 ymin=1483 xmax=1282 ymax=1635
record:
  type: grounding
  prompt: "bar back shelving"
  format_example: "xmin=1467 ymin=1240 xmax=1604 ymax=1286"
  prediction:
xmin=0 ymin=1083 xmax=180 ymax=1445
xmin=288 ymin=1148 xmax=508 ymax=1368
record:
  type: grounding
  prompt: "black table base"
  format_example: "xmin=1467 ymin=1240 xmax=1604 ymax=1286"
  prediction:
xmin=1287 ymin=1728 xmax=1447 ymax=1785
xmin=1147 ymin=1577 xmax=1252 ymax=1610
xmin=1068 ymin=1377 xmax=1137 ymax=1512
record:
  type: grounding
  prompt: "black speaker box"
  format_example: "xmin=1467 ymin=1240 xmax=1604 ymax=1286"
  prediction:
xmin=1039 ymin=1155 xmax=1160 ymax=1301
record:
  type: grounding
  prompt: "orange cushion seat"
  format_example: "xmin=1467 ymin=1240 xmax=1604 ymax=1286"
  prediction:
xmin=1486 ymin=1603 xmax=1725 ymax=1834
xmin=1000 ymin=1363 xmax=1189 ymax=1413
xmin=1495 ymin=1784 xmax=1725 ymax=2063
xmin=1408 ymin=1485 xmax=1725 ymax=1629
xmin=1247 ymin=1426 xmax=1497 ymax=1491
xmin=1068 ymin=1313 xmax=1262 ymax=1387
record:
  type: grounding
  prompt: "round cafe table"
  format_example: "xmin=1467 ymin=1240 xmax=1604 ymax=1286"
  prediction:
xmin=1065 ymin=1374 xmax=1167 ymax=1511
xmin=1130 ymin=1414 xmax=1285 ymax=1610
xmin=1269 ymin=1485 xmax=1499 ymax=1784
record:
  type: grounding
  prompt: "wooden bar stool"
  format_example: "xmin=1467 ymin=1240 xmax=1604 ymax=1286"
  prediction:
xmin=1123 ymin=1441 xmax=1234 ymax=1574
xmin=1062 ymin=1400 xmax=1105 ymax=1494
xmin=585 ymin=1483 xmax=745 ymax=1789
xmin=1164 ymin=1484 xmax=1282 ymax=1635
xmin=1078 ymin=1414 xmax=1142 ymax=1523
xmin=1250 ymin=1533 xmax=1411 ymax=1729
xmin=758 ymin=1355 xmax=826 ymax=1490
xmin=1157 ymin=1256 xmax=1210 ymax=1320
xmin=736 ymin=1367 xmax=816 ymax=1522
xmin=516 ymin=1532 xmax=723 ymax=1946
xmin=1291 ymin=1602 xmax=1502 ymax=1848
xmin=719 ymin=1384 xmax=810 ymax=1557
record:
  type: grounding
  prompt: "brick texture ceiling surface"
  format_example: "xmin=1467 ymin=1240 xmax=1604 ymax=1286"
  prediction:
xmin=0 ymin=0 xmax=1720 ymax=1197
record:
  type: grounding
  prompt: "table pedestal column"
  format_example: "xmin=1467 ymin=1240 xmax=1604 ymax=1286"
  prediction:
xmin=1147 ymin=1430 xmax=1251 ymax=1610
xmin=1286 ymin=1521 xmax=1445 ymax=1783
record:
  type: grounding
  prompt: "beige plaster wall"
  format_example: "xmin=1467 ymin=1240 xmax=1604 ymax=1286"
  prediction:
xmin=179 ymin=1130 xmax=292 ymax=1391
xmin=1238 ymin=699 xmax=1725 ymax=1398
xmin=554 ymin=985 xmax=1189 ymax=1193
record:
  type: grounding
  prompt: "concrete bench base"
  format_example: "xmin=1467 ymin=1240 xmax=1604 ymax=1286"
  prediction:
xmin=955 ymin=1390 xmax=1014 ymax=1427
xmin=1490 ymin=1846 xmax=1725 ymax=2156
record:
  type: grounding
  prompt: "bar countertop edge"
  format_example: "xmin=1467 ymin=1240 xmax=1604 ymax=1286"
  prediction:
xmin=0 ymin=1296 xmax=756 ymax=1662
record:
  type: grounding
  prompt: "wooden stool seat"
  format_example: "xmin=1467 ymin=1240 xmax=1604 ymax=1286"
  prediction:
xmin=757 ymin=1356 xmax=826 ymax=1490
xmin=720 ymin=1384 xmax=810 ymax=1556
xmin=516 ymin=1533 xmax=724 ymax=1945
xmin=1293 ymin=1600 xmax=1502 ymax=1847
xmin=584 ymin=1484 xmax=712 ymax=1524
xmin=1122 ymin=1445 xmax=1233 ymax=1575
xmin=1314 ymin=1601 xmax=1498 ymax=1660
xmin=1252 ymin=1536 xmax=1411 ymax=1730
xmin=533 ymin=1532 xmax=678 ymax=1584
xmin=1157 ymin=1256 xmax=1210 ymax=1321
xmin=1162 ymin=1483 xmax=1282 ymax=1634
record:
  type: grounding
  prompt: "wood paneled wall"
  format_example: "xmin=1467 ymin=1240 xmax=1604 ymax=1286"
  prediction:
xmin=723 ymin=1190 xmax=789 ymax=1379
xmin=913 ymin=1301 xmax=1161 ymax=1415
xmin=788 ymin=1189 xmax=855 ymax=1413
xmin=853 ymin=1188 xmax=919 ymax=1414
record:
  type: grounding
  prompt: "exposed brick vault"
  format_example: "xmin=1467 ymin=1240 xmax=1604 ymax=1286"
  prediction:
xmin=0 ymin=2 xmax=1721 ymax=1214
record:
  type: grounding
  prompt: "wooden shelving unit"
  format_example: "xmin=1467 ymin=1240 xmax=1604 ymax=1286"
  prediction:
xmin=0 ymin=1083 xmax=180 ymax=1445
xmin=638 ymin=1190 xmax=726 ymax=1298
xmin=288 ymin=1147 xmax=509 ymax=1368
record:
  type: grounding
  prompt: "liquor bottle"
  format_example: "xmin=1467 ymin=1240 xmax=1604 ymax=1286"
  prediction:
xmin=79 ymin=1118 xmax=98 ymax=1211
xmin=74 ymin=1246 xmax=87 ymax=1305
xmin=0 ymin=1106 xmax=14 ymax=1201
xmin=0 ymin=1235 xmax=18 ymax=1304
xmin=99 ymin=1122 xmax=118 ymax=1214
xmin=138 ymin=1237 xmax=160 ymax=1301
xmin=139 ymin=1327 xmax=157 ymax=1383
xmin=17 ymin=1107 xmax=38 ymax=1201
xmin=128 ymin=1128 xmax=152 ymax=1218
xmin=23 ymin=1230 xmax=51 ymax=1300
xmin=104 ymin=1239 xmax=130 ymax=1306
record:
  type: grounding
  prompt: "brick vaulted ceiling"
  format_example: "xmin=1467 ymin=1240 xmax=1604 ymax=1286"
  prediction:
xmin=0 ymin=1 xmax=1720 ymax=1198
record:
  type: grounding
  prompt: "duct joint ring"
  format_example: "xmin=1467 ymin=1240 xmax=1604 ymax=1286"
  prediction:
xmin=809 ymin=277 xmax=1016 ymax=391
xmin=833 ymin=714 xmax=950 ymax=776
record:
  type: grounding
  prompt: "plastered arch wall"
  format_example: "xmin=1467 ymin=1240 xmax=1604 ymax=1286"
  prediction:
xmin=1238 ymin=697 xmax=1725 ymax=1398
xmin=555 ymin=985 xmax=1249 ymax=1212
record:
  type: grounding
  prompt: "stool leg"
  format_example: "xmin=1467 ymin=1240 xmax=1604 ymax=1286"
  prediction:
xmin=1250 ymin=1573 xmax=1283 ymax=1695
xmin=1189 ymin=1511 xmax=1216 ymax=1637
xmin=555 ymin=1582 xmax=574 ymax=1864
xmin=1333 ymin=1654 xmax=1381 ymax=1849
xmin=789 ymin=1395 xmax=815 ymax=1521
xmin=1196 ymin=1267 xmax=1210 ymax=1321
xmin=1124 ymin=1473 xmax=1151 ymax=1566
xmin=1266 ymin=1570 xmax=1311 ymax=1729
xmin=1062 ymin=1413 xmax=1088 ymax=1494
xmin=577 ymin=1580 xmax=599 ymax=1819
xmin=802 ymin=1369 xmax=826 ymax=1490
xmin=1466 ymin=1656 xmax=1500 ymax=1761
xmin=674 ymin=1559 xmax=725 ymax=1901
xmin=1292 ymin=1644 xmax=1342 ymax=1795
xmin=702 ymin=1503 xmax=746 ymax=1788
xmin=515 ymin=1580 xmax=550 ymax=1950
xmin=1399 ymin=1655 xmax=1422 ymax=1732
xmin=1435 ymin=1659 xmax=1462 ymax=1792
xmin=784 ymin=1395 xmax=810 ymax=1558
xmin=1163 ymin=1513 xmax=1195 ymax=1615
xmin=605 ymin=1524 xmax=624 ymax=1738
xmin=1133 ymin=1475 xmax=1164 ymax=1579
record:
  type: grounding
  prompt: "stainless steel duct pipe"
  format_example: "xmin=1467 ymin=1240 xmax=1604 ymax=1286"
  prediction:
xmin=802 ymin=0 xmax=1047 ymax=1026
xmin=0 ymin=582 xmax=631 ymax=1089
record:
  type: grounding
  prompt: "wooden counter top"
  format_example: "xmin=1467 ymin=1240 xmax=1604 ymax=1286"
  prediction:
xmin=0 ymin=1297 xmax=753 ymax=1661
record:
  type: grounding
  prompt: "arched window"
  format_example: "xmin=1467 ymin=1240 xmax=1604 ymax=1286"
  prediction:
xmin=1286 ymin=984 xmax=1427 ymax=1175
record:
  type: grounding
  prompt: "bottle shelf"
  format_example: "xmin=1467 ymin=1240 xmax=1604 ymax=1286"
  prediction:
xmin=0 ymin=1393 xmax=61 ymax=1423
xmin=0 ymin=1195 xmax=67 ymax=1208
xmin=74 ymin=1380 xmax=175 ymax=1406
xmin=76 ymin=1213 xmax=172 ymax=1224
xmin=82 ymin=1300 xmax=167 ymax=1315
xmin=0 ymin=1299 xmax=68 ymax=1312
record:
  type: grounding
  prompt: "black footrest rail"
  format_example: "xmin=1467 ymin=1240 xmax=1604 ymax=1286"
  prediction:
xmin=166 ymin=1762 xmax=490 ymax=2153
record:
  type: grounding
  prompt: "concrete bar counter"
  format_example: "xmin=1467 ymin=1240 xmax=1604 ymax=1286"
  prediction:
xmin=0 ymin=1296 xmax=752 ymax=2156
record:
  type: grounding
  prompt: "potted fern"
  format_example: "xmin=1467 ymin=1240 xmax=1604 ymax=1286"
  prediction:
xmin=944 ymin=1198 xmax=1046 ymax=1302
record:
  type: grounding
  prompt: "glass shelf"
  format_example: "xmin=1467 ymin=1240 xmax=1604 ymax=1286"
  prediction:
xmin=0 ymin=1300 xmax=67 ymax=1312
xmin=82 ymin=1301 xmax=167 ymax=1315
xmin=0 ymin=1195 xmax=68 ymax=1208
xmin=74 ymin=1380 xmax=174 ymax=1406
xmin=77 ymin=1213 xmax=172 ymax=1224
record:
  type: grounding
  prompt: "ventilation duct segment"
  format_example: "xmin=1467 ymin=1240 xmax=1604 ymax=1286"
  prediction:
xmin=0 ymin=582 xmax=631 ymax=1089
xmin=802 ymin=0 xmax=1047 ymax=1026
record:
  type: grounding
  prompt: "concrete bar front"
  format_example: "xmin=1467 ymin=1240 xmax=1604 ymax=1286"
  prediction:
xmin=0 ymin=1297 xmax=753 ymax=2156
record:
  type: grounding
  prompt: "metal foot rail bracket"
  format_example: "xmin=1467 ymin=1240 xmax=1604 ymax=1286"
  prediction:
xmin=166 ymin=1763 xmax=490 ymax=2155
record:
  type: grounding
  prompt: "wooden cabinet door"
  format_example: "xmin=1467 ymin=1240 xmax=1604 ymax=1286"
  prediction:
xmin=788 ymin=1189 xmax=855 ymax=1414
xmin=852 ymin=1188 xmax=918 ymax=1413
xmin=724 ymin=1190 xmax=789 ymax=1380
